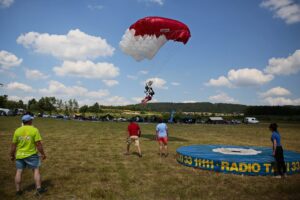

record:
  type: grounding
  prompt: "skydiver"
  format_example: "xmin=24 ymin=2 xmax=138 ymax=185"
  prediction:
xmin=141 ymin=80 xmax=155 ymax=104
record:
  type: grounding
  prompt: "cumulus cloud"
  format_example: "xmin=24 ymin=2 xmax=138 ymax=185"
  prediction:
xmin=39 ymin=80 xmax=110 ymax=99
xmin=0 ymin=50 xmax=22 ymax=69
xmin=260 ymin=86 xmax=291 ymax=98
xmin=261 ymin=0 xmax=300 ymax=24
xmin=0 ymin=0 xmax=14 ymax=8
xmin=263 ymin=96 xmax=300 ymax=105
xmin=228 ymin=68 xmax=273 ymax=87
xmin=102 ymin=79 xmax=119 ymax=87
xmin=205 ymin=76 xmax=233 ymax=88
xmin=208 ymin=92 xmax=237 ymax=103
xmin=8 ymin=95 xmax=36 ymax=104
xmin=120 ymin=29 xmax=167 ymax=61
xmin=264 ymin=49 xmax=300 ymax=75
xmin=145 ymin=77 xmax=168 ymax=89
xmin=53 ymin=60 xmax=119 ymax=79
xmin=17 ymin=29 xmax=115 ymax=60
xmin=6 ymin=82 xmax=34 ymax=92
xmin=25 ymin=69 xmax=49 ymax=80
xmin=206 ymin=68 xmax=273 ymax=88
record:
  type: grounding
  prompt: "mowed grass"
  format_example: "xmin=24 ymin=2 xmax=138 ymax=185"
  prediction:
xmin=0 ymin=117 xmax=300 ymax=200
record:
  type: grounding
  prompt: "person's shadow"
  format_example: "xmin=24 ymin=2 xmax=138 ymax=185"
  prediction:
xmin=23 ymin=179 xmax=53 ymax=192
xmin=140 ymin=134 xmax=188 ymax=142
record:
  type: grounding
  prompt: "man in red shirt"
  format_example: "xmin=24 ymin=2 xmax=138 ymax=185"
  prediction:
xmin=126 ymin=119 xmax=142 ymax=157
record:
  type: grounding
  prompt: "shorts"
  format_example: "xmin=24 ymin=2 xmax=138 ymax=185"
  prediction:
xmin=127 ymin=136 xmax=140 ymax=146
xmin=16 ymin=154 xmax=41 ymax=169
xmin=158 ymin=137 xmax=168 ymax=145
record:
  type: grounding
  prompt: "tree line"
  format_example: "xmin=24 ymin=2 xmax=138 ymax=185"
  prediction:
xmin=1 ymin=95 xmax=300 ymax=116
xmin=0 ymin=95 xmax=101 ymax=115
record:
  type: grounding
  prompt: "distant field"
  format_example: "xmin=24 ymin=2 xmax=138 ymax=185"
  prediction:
xmin=1 ymin=117 xmax=300 ymax=200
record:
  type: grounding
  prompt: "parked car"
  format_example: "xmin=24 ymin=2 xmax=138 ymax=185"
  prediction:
xmin=0 ymin=108 xmax=14 ymax=116
xmin=244 ymin=117 xmax=259 ymax=124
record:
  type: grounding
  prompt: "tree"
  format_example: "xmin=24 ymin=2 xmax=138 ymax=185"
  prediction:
xmin=79 ymin=105 xmax=89 ymax=113
xmin=88 ymin=103 xmax=101 ymax=113
xmin=28 ymin=98 xmax=39 ymax=112
xmin=0 ymin=95 xmax=8 ymax=107
xmin=38 ymin=97 xmax=56 ymax=114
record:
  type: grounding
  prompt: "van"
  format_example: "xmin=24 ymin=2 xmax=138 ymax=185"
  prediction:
xmin=244 ymin=117 xmax=259 ymax=124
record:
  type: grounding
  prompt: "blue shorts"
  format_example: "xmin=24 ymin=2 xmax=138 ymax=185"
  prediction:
xmin=16 ymin=154 xmax=41 ymax=169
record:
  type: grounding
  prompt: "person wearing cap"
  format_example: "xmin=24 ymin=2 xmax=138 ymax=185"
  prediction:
xmin=156 ymin=118 xmax=168 ymax=157
xmin=10 ymin=114 xmax=47 ymax=196
xmin=125 ymin=119 xmax=142 ymax=157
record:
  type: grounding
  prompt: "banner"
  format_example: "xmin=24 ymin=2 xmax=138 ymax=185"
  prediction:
xmin=176 ymin=145 xmax=300 ymax=176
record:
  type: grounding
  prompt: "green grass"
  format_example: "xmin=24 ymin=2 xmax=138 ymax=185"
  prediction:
xmin=0 ymin=117 xmax=300 ymax=200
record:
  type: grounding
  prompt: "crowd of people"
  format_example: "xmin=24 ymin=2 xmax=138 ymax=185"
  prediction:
xmin=9 ymin=114 xmax=287 ymax=197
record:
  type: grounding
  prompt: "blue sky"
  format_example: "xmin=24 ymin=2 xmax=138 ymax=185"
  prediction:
xmin=1 ymin=0 xmax=300 ymax=106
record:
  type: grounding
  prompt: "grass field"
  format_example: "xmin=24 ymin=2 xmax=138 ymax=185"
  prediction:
xmin=1 ymin=117 xmax=300 ymax=200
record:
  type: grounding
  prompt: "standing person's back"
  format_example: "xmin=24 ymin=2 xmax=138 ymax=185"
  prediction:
xmin=126 ymin=119 xmax=142 ymax=157
xmin=10 ymin=114 xmax=47 ymax=196
xmin=13 ymin=125 xmax=41 ymax=159
xmin=156 ymin=119 xmax=168 ymax=157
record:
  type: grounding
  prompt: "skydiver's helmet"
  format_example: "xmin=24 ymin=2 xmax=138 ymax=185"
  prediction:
xmin=147 ymin=80 xmax=153 ymax=86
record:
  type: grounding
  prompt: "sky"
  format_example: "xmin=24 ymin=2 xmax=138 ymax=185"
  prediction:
xmin=0 ymin=0 xmax=300 ymax=106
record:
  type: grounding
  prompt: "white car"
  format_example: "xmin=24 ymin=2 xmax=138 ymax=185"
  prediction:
xmin=244 ymin=117 xmax=259 ymax=124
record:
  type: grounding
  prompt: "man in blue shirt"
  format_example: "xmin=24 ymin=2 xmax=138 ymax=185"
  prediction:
xmin=270 ymin=123 xmax=287 ymax=178
xmin=156 ymin=118 xmax=168 ymax=157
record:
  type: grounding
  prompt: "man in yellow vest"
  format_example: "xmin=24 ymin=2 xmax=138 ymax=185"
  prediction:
xmin=10 ymin=114 xmax=47 ymax=196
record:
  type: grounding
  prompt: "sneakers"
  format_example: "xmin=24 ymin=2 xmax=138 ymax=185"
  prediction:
xmin=36 ymin=187 xmax=47 ymax=195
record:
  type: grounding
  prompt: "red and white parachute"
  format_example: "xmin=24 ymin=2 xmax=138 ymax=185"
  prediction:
xmin=120 ymin=16 xmax=191 ymax=61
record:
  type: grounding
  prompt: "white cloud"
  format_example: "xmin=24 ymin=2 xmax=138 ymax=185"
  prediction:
xmin=209 ymin=92 xmax=237 ymax=103
xmin=264 ymin=49 xmax=300 ymax=75
xmin=171 ymin=82 xmax=180 ymax=86
xmin=17 ymin=29 xmax=115 ymax=60
xmin=102 ymin=79 xmax=119 ymax=87
xmin=0 ymin=0 xmax=14 ymax=8
xmin=139 ymin=70 xmax=149 ymax=75
xmin=127 ymin=75 xmax=138 ymax=80
xmin=8 ymin=95 xmax=35 ymax=104
xmin=53 ymin=60 xmax=119 ymax=79
xmin=260 ymin=86 xmax=291 ymax=97
xmin=261 ymin=0 xmax=300 ymax=24
xmin=39 ymin=80 xmax=110 ymax=99
xmin=6 ymin=82 xmax=34 ymax=92
xmin=205 ymin=76 xmax=233 ymax=88
xmin=87 ymin=4 xmax=104 ymax=10
xmin=145 ymin=77 xmax=168 ymax=89
xmin=263 ymin=96 xmax=300 ymax=105
xmin=228 ymin=68 xmax=274 ymax=87
xmin=206 ymin=68 xmax=273 ymax=88
xmin=138 ymin=0 xmax=164 ymax=6
xmin=182 ymin=100 xmax=197 ymax=103
xmin=0 ymin=50 xmax=22 ymax=69
xmin=25 ymin=69 xmax=49 ymax=80
xmin=101 ymin=96 xmax=131 ymax=106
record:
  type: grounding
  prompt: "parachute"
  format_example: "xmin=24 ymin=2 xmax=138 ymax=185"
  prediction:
xmin=120 ymin=16 xmax=191 ymax=61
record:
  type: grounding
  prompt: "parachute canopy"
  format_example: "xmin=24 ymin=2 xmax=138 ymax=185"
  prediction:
xmin=120 ymin=16 xmax=191 ymax=61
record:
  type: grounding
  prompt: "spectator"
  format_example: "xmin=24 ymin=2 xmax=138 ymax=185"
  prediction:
xmin=126 ymin=119 xmax=142 ymax=157
xmin=10 ymin=114 xmax=47 ymax=196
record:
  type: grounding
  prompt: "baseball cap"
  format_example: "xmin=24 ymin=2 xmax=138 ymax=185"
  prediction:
xmin=22 ymin=114 xmax=34 ymax=122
